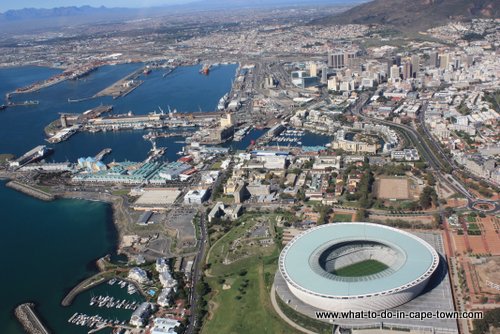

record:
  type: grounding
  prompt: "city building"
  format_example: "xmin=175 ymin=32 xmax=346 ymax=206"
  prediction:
xmin=130 ymin=302 xmax=153 ymax=327
xmin=151 ymin=318 xmax=180 ymax=334
xmin=128 ymin=267 xmax=149 ymax=284
xmin=184 ymin=189 xmax=209 ymax=204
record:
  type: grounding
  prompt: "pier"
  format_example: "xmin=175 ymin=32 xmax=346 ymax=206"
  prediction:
xmin=94 ymin=66 xmax=146 ymax=99
xmin=14 ymin=303 xmax=51 ymax=334
xmin=94 ymin=148 xmax=112 ymax=161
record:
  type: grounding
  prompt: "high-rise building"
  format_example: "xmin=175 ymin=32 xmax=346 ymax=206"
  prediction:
xmin=429 ymin=52 xmax=439 ymax=68
xmin=345 ymin=51 xmax=357 ymax=67
xmin=309 ymin=63 xmax=318 ymax=77
xmin=439 ymin=53 xmax=449 ymax=70
xmin=395 ymin=55 xmax=402 ymax=67
xmin=328 ymin=52 xmax=344 ymax=69
xmin=390 ymin=65 xmax=400 ymax=80
xmin=411 ymin=55 xmax=419 ymax=77
xmin=321 ymin=66 xmax=328 ymax=84
xmin=327 ymin=77 xmax=338 ymax=91
xmin=402 ymin=59 xmax=412 ymax=80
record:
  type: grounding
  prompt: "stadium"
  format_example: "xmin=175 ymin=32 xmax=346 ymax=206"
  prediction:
xmin=278 ymin=223 xmax=440 ymax=311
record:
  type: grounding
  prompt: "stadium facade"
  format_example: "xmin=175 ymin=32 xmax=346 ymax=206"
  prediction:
xmin=278 ymin=223 xmax=439 ymax=311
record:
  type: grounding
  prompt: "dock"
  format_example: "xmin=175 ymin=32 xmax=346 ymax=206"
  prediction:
xmin=94 ymin=66 xmax=146 ymax=99
xmin=94 ymin=148 xmax=112 ymax=161
xmin=14 ymin=303 xmax=51 ymax=334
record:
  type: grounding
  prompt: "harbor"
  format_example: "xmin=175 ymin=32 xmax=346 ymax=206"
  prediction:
xmin=0 ymin=63 xmax=237 ymax=334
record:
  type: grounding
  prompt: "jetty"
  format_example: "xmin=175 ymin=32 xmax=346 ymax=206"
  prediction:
xmin=14 ymin=303 xmax=51 ymax=334
xmin=6 ymin=181 xmax=55 ymax=201
xmin=61 ymin=274 xmax=107 ymax=307
xmin=94 ymin=148 xmax=112 ymax=161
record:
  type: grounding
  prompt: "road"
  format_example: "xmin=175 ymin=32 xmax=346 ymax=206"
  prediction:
xmin=186 ymin=213 xmax=208 ymax=334
xmin=351 ymin=93 xmax=499 ymax=213
xmin=270 ymin=284 xmax=318 ymax=334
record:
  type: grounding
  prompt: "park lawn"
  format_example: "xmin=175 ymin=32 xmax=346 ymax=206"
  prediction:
xmin=203 ymin=252 xmax=300 ymax=334
xmin=332 ymin=259 xmax=388 ymax=277
xmin=333 ymin=213 xmax=353 ymax=222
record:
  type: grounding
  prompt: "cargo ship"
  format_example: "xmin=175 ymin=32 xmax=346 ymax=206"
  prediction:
xmin=200 ymin=65 xmax=210 ymax=75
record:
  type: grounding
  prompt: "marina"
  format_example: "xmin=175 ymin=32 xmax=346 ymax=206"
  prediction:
xmin=89 ymin=295 xmax=139 ymax=310
xmin=67 ymin=312 xmax=125 ymax=329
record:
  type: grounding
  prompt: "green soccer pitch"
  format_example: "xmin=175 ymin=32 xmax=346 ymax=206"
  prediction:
xmin=332 ymin=259 xmax=389 ymax=277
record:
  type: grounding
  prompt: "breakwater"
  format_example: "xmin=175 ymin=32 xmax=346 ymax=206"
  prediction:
xmin=6 ymin=181 xmax=55 ymax=201
xmin=14 ymin=303 xmax=51 ymax=334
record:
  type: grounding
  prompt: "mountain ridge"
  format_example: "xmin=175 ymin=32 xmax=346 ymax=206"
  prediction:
xmin=312 ymin=0 xmax=499 ymax=30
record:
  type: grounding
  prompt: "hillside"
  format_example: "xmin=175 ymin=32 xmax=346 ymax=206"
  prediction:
xmin=313 ymin=0 xmax=499 ymax=30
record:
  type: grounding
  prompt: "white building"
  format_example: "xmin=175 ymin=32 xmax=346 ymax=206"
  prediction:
xmin=184 ymin=189 xmax=209 ymax=204
xmin=151 ymin=317 xmax=180 ymax=334
xmin=128 ymin=267 xmax=149 ymax=284
xmin=130 ymin=302 xmax=153 ymax=327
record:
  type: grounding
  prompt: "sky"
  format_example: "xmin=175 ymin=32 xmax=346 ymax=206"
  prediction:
xmin=0 ymin=1 xmax=192 ymax=12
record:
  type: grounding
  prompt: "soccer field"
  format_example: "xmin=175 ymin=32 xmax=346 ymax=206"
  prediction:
xmin=332 ymin=259 xmax=389 ymax=277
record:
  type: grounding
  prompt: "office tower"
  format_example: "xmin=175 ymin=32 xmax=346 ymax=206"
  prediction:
xmin=390 ymin=65 xmax=400 ymax=80
xmin=309 ymin=63 xmax=318 ymax=77
xmin=429 ymin=52 xmax=439 ymax=68
xmin=411 ymin=55 xmax=419 ymax=77
xmin=321 ymin=66 xmax=328 ymax=84
xmin=439 ymin=53 xmax=449 ymax=70
xmin=402 ymin=59 xmax=412 ymax=80
xmin=328 ymin=52 xmax=345 ymax=69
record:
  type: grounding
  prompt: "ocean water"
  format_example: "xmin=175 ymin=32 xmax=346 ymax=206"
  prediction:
xmin=0 ymin=63 xmax=239 ymax=333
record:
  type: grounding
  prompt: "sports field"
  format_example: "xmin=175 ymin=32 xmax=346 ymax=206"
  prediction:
xmin=375 ymin=177 xmax=410 ymax=200
xmin=332 ymin=259 xmax=388 ymax=277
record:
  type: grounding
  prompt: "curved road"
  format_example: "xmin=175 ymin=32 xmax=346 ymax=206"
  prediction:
xmin=270 ymin=284 xmax=318 ymax=334
xmin=352 ymin=93 xmax=499 ymax=213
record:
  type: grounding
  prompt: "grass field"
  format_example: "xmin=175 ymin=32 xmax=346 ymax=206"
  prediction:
xmin=203 ymin=253 xmax=301 ymax=334
xmin=202 ymin=213 xmax=301 ymax=334
xmin=332 ymin=259 xmax=388 ymax=277
xmin=333 ymin=213 xmax=353 ymax=222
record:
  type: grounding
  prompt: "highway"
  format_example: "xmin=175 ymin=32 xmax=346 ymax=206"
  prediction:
xmin=351 ymin=93 xmax=499 ymax=213
xmin=186 ymin=213 xmax=208 ymax=334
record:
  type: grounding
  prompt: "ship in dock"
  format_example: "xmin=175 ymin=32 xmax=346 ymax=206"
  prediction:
xmin=200 ymin=64 xmax=210 ymax=75
xmin=46 ymin=125 xmax=80 ymax=143
xmin=145 ymin=139 xmax=166 ymax=163
xmin=233 ymin=126 xmax=252 ymax=141
xmin=217 ymin=93 xmax=229 ymax=111
xmin=9 ymin=145 xmax=53 ymax=168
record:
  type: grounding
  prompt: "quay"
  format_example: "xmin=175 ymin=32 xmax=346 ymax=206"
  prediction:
xmin=94 ymin=148 xmax=112 ymax=161
xmin=14 ymin=303 xmax=51 ymax=334
xmin=6 ymin=181 xmax=55 ymax=201
xmin=94 ymin=66 xmax=146 ymax=99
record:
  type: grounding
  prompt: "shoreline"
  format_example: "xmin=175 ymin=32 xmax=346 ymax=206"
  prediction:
xmin=0 ymin=175 xmax=130 ymax=256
